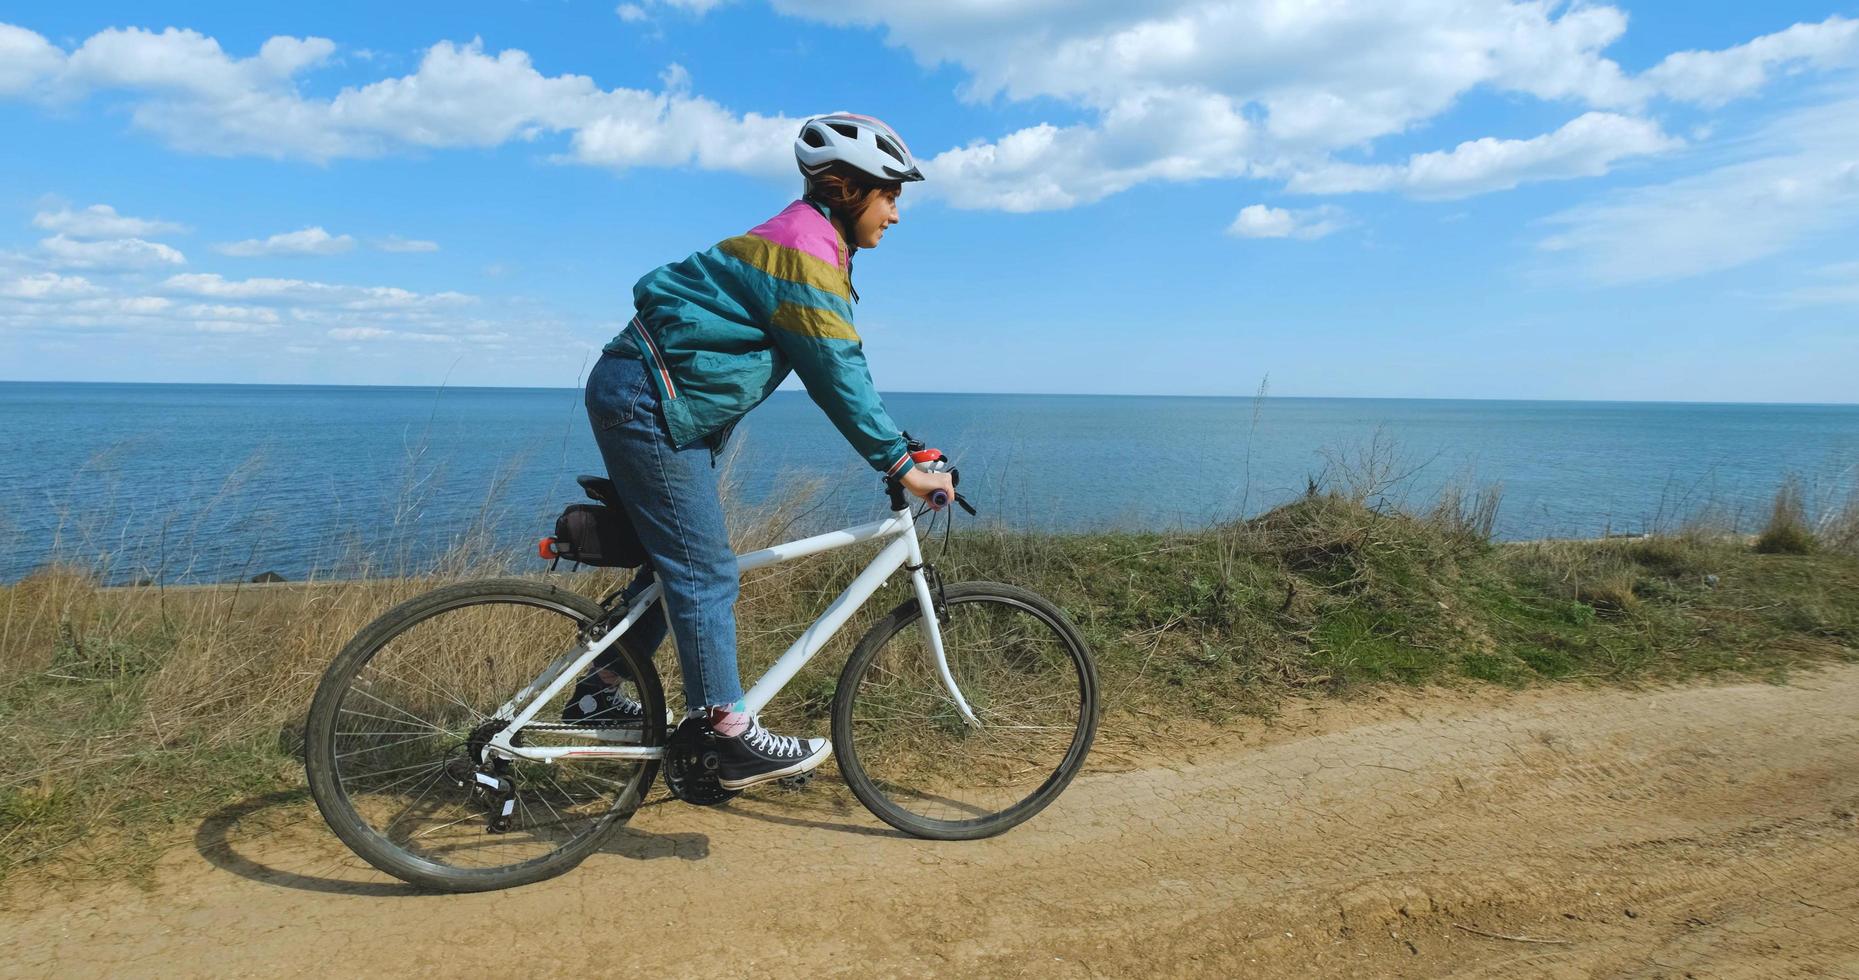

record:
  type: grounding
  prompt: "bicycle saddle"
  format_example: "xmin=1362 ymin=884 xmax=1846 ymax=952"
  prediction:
xmin=577 ymin=474 xmax=621 ymax=506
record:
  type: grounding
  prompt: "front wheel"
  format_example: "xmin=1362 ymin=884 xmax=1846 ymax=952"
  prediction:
xmin=832 ymin=581 xmax=1098 ymax=840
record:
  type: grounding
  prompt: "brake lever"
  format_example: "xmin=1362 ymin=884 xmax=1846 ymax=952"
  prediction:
xmin=941 ymin=465 xmax=975 ymax=514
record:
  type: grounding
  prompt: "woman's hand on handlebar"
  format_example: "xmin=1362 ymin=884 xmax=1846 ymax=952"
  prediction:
xmin=900 ymin=466 xmax=955 ymax=509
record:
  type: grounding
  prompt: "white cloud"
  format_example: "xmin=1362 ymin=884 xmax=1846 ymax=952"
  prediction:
xmin=328 ymin=326 xmax=391 ymax=340
xmin=0 ymin=23 xmax=61 ymax=95
xmin=0 ymin=272 xmax=98 ymax=299
xmin=216 ymin=226 xmax=356 ymax=257
xmin=1646 ymin=15 xmax=1859 ymax=107
xmin=659 ymin=0 xmax=730 ymax=13
xmin=161 ymin=272 xmax=474 ymax=309
xmin=178 ymin=303 xmax=281 ymax=324
xmin=769 ymin=4 xmax=1859 ymax=211
xmin=0 ymin=253 xmax=541 ymax=348
xmin=0 ymin=24 xmax=800 ymax=174
xmin=566 ymin=96 xmax=795 ymax=175
xmin=929 ymin=88 xmax=1257 ymax=211
xmin=7 ymin=9 xmax=1859 ymax=219
xmin=777 ymin=0 xmax=1654 ymax=209
xmin=1227 ymin=204 xmax=1346 ymax=240
xmin=616 ymin=4 xmax=650 ymax=22
xmin=774 ymin=0 xmax=1634 ymax=113
xmin=1290 ymin=113 xmax=1680 ymax=200
xmin=1536 ymin=96 xmax=1859 ymax=283
xmin=377 ymin=236 xmax=440 ymax=253
xmin=32 ymin=203 xmax=185 ymax=239
xmin=64 ymin=295 xmax=174 ymax=316
xmin=320 ymin=326 xmax=493 ymax=343
xmin=39 ymin=234 xmax=186 ymax=270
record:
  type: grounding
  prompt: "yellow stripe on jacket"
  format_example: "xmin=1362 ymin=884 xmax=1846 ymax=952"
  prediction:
xmin=770 ymin=302 xmax=860 ymax=342
xmin=717 ymin=234 xmax=852 ymax=301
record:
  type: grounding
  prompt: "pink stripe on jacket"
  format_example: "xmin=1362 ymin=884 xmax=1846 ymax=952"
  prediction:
xmin=744 ymin=199 xmax=846 ymax=270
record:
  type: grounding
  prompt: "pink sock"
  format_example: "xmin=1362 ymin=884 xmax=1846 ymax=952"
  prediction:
xmin=707 ymin=704 xmax=749 ymax=736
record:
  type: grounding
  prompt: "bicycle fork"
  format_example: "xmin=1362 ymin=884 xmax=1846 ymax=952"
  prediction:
xmin=903 ymin=520 xmax=981 ymax=729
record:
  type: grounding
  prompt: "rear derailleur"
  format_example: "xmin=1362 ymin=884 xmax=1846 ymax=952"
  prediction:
xmin=444 ymin=718 xmax=518 ymax=833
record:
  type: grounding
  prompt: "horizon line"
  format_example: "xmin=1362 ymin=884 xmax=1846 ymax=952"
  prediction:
xmin=2 ymin=377 xmax=1856 ymax=409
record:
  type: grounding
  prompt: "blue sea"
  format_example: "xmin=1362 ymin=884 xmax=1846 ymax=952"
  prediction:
xmin=2 ymin=381 xmax=1856 ymax=584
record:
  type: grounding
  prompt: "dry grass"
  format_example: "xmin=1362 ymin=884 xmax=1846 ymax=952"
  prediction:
xmin=1817 ymin=480 xmax=1859 ymax=556
xmin=1756 ymin=475 xmax=1817 ymax=555
xmin=4 ymin=457 xmax=1858 ymax=888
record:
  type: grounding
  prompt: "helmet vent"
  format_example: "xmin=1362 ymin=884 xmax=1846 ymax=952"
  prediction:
xmin=829 ymin=122 xmax=860 ymax=139
xmin=802 ymin=126 xmax=827 ymax=148
xmin=875 ymin=135 xmax=906 ymax=165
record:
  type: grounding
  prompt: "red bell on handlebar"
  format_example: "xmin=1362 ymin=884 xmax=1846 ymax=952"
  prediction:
xmin=910 ymin=448 xmax=944 ymax=465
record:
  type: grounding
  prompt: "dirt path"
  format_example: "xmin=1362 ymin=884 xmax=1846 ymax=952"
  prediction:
xmin=5 ymin=668 xmax=1858 ymax=978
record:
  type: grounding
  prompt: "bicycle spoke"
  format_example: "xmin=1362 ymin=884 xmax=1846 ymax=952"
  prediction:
xmin=335 ymin=732 xmax=447 ymax=761
xmin=338 ymin=705 xmax=454 ymax=735
xmin=346 ymin=687 xmax=453 ymax=733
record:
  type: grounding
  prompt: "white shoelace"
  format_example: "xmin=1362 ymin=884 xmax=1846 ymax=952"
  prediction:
xmin=743 ymin=719 xmax=805 ymax=757
xmin=582 ymin=690 xmax=641 ymax=714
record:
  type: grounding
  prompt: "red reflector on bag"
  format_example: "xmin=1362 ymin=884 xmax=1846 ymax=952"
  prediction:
xmin=538 ymin=537 xmax=557 ymax=559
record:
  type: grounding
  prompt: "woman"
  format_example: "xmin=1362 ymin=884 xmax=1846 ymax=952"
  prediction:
xmin=575 ymin=113 xmax=954 ymax=790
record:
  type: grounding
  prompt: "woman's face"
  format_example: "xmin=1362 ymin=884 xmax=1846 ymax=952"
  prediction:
xmin=852 ymin=188 xmax=902 ymax=249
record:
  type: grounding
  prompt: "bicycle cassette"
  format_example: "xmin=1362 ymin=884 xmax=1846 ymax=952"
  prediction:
xmin=662 ymin=717 xmax=740 ymax=807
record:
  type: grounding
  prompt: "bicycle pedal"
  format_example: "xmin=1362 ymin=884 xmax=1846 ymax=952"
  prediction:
xmin=776 ymin=771 xmax=815 ymax=791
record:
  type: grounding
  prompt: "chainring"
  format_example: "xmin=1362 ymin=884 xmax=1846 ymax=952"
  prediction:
xmin=662 ymin=717 xmax=740 ymax=807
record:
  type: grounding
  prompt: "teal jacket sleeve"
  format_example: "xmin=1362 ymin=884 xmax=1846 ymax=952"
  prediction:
xmin=767 ymin=324 xmax=916 ymax=480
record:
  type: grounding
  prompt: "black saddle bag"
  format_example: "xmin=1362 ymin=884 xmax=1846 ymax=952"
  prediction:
xmin=549 ymin=503 xmax=647 ymax=568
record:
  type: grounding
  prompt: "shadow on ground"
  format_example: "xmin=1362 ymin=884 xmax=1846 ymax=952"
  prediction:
xmin=194 ymin=790 xmax=713 ymax=896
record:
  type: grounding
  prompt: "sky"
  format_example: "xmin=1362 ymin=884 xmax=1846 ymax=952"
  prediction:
xmin=2 ymin=1 xmax=1857 ymax=402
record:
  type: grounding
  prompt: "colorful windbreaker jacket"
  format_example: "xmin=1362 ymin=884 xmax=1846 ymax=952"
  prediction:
xmin=605 ymin=199 xmax=916 ymax=480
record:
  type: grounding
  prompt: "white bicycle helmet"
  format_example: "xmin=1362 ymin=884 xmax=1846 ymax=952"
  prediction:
xmin=795 ymin=113 xmax=925 ymax=184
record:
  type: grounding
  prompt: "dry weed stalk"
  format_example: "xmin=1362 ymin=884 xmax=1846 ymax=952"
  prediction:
xmin=1756 ymin=475 xmax=1816 ymax=555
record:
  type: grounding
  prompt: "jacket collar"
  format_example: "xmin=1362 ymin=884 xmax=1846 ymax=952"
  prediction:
xmin=799 ymin=195 xmax=855 ymax=282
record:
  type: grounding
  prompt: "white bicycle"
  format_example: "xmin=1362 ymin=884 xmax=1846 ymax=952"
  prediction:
xmin=304 ymin=454 xmax=1099 ymax=892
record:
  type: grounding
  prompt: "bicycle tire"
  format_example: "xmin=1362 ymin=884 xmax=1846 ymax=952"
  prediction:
xmin=831 ymin=581 xmax=1098 ymax=840
xmin=304 ymin=577 xmax=664 ymax=892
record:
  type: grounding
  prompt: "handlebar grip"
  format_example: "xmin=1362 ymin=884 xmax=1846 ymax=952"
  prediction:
xmin=929 ymin=489 xmax=950 ymax=508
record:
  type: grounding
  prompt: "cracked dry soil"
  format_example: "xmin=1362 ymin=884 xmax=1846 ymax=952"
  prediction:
xmin=4 ymin=666 xmax=1857 ymax=978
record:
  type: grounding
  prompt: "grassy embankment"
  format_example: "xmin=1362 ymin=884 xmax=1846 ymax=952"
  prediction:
xmin=2 ymin=474 xmax=1856 ymax=888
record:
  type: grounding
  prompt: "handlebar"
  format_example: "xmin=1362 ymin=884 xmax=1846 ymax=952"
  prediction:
xmin=885 ymin=434 xmax=976 ymax=515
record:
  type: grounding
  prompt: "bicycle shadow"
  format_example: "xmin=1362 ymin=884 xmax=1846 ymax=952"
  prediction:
xmin=194 ymin=790 xmax=710 ymax=896
xmin=708 ymin=785 xmax=909 ymax=840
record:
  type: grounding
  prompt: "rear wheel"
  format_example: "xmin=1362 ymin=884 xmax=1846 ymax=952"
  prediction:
xmin=304 ymin=578 xmax=664 ymax=892
xmin=832 ymin=581 xmax=1098 ymax=840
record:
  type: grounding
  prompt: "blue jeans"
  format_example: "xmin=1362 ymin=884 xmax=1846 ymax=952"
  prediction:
xmin=584 ymin=351 xmax=744 ymax=709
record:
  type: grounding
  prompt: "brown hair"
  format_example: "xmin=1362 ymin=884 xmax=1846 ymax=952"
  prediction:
xmin=806 ymin=170 xmax=903 ymax=232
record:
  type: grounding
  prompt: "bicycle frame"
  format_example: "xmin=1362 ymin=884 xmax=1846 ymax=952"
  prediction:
xmin=483 ymin=503 xmax=976 ymax=764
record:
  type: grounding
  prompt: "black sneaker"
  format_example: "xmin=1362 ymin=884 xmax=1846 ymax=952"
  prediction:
xmin=713 ymin=718 xmax=831 ymax=790
xmin=561 ymin=685 xmax=646 ymax=724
